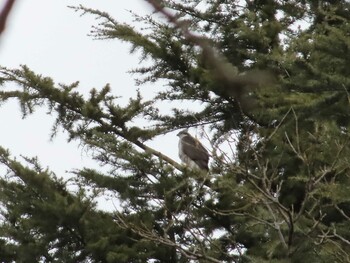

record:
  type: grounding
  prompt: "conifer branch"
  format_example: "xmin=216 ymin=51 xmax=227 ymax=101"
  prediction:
xmin=0 ymin=66 xmax=184 ymax=172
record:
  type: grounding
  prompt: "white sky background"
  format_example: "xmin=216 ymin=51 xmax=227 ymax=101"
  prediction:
xmin=0 ymin=1 xmax=189 ymax=198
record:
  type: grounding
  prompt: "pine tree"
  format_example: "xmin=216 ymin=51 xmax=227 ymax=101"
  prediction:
xmin=1 ymin=0 xmax=350 ymax=262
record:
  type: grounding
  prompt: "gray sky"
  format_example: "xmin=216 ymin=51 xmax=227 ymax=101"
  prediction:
xmin=0 ymin=1 xmax=182 ymax=183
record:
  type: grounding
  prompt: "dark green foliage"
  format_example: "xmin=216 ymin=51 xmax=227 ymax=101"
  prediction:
xmin=1 ymin=0 xmax=350 ymax=262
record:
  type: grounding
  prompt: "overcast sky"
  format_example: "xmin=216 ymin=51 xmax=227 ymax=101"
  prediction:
xmin=0 ymin=1 xmax=182 ymax=186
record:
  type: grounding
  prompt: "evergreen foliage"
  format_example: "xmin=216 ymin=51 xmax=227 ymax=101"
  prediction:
xmin=1 ymin=0 xmax=350 ymax=262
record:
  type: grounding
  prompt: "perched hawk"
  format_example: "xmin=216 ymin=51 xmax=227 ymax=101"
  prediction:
xmin=177 ymin=130 xmax=209 ymax=171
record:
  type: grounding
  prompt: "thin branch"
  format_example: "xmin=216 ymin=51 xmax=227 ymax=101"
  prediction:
xmin=212 ymin=208 xmax=279 ymax=230
xmin=333 ymin=228 xmax=350 ymax=246
xmin=266 ymin=107 xmax=292 ymax=142
xmin=134 ymin=139 xmax=183 ymax=171
xmin=334 ymin=204 xmax=350 ymax=221
xmin=114 ymin=212 xmax=222 ymax=263
xmin=264 ymin=201 xmax=288 ymax=249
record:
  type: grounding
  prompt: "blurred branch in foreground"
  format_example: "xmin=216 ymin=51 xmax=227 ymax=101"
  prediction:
xmin=0 ymin=0 xmax=15 ymax=36
xmin=145 ymin=0 xmax=275 ymax=112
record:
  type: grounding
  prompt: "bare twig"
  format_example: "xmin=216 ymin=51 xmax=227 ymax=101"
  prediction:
xmin=264 ymin=201 xmax=288 ymax=249
xmin=266 ymin=107 xmax=292 ymax=142
xmin=114 ymin=212 xmax=222 ymax=263
xmin=334 ymin=204 xmax=350 ymax=221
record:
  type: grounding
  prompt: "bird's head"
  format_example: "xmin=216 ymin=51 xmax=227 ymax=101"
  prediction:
xmin=177 ymin=130 xmax=189 ymax=138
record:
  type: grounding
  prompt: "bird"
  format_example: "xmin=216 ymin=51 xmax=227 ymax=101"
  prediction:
xmin=177 ymin=130 xmax=209 ymax=171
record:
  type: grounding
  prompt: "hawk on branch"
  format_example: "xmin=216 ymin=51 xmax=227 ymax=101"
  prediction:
xmin=177 ymin=130 xmax=209 ymax=171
